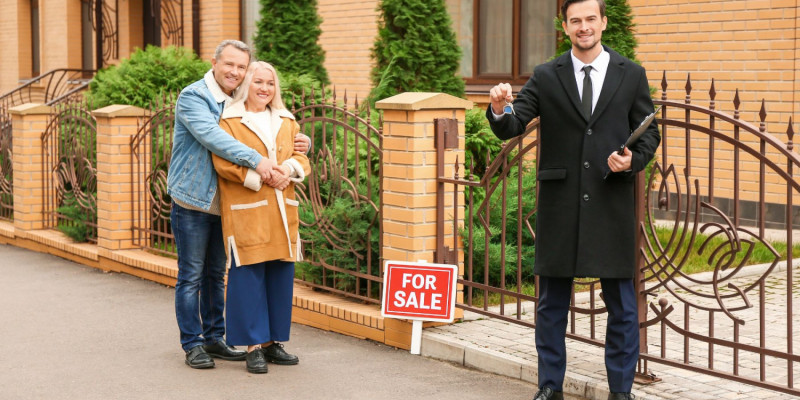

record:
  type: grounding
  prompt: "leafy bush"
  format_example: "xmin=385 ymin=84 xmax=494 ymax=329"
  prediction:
xmin=462 ymin=165 xmax=537 ymax=287
xmin=254 ymin=0 xmax=330 ymax=85
xmin=86 ymin=45 xmax=209 ymax=108
xmin=369 ymin=0 xmax=465 ymax=105
xmin=57 ymin=192 xmax=95 ymax=242
xmin=465 ymin=108 xmax=505 ymax=177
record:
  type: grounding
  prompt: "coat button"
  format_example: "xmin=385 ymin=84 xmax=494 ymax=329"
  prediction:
xmin=584 ymin=161 xmax=590 ymax=169
xmin=586 ymin=129 xmax=592 ymax=135
xmin=583 ymin=194 xmax=590 ymax=201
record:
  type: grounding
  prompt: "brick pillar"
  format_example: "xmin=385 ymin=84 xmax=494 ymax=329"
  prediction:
xmin=10 ymin=103 xmax=52 ymax=230
xmin=93 ymin=105 xmax=147 ymax=252
xmin=376 ymin=93 xmax=472 ymax=334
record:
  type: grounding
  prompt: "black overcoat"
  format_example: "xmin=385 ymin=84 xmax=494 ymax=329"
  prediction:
xmin=487 ymin=46 xmax=660 ymax=279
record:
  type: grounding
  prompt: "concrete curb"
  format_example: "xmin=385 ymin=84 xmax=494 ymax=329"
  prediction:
xmin=421 ymin=331 xmax=626 ymax=400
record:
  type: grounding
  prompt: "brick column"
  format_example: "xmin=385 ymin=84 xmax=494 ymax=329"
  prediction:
xmin=376 ymin=93 xmax=471 ymax=341
xmin=376 ymin=92 xmax=471 ymax=263
xmin=93 ymin=105 xmax=147 ymax=252
xmin=10 ymin=103 xmax=52 ymax=231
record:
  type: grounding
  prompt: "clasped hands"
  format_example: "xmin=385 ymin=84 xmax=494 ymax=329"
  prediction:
xmin=255 ymin=158 xmax=291 ymax=190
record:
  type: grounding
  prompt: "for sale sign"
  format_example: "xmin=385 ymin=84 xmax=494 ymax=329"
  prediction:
xmin=381 ymin=260 xmax=458 ymax=323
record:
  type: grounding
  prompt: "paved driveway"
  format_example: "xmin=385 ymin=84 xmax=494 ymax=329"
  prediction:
xmin=0 ymin=244 xmax=546 ymax=400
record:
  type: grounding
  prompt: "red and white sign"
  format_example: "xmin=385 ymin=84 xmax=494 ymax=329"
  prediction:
xmin=381 ymin=260 xmax=458 ymax=323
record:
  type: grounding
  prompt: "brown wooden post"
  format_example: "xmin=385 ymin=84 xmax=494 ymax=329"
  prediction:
xmin=93 ymin=105 xmax=148 ymax=253
xmin=9 ymin=103 xmax=52 ymax=231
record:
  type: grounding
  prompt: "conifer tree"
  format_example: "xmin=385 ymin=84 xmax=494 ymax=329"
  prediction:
xmin=555 ymin=0 xmax=638 ymax=62
xmin=369 ymin=0 xmax=465 ymax=105
xmin=253 ymin=0 xmax=329 ymax=85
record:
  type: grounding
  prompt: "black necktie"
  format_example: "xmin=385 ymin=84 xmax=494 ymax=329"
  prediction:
xmin=582 ymin=65 xmax=593 ymax=119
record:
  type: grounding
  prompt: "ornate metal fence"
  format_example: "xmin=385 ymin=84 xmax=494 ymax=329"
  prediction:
xmin=42 ymin=96 xmax=98 ymax=242
xmin=439 ymin=74 xmax=800 ymax=395
xmin=131 ymin=95 xmax=175 ymax=255
xmin=291 ymin=89 xmax=384 ymax=304
xmin=0 ymin=69 xmax=94 ymax=221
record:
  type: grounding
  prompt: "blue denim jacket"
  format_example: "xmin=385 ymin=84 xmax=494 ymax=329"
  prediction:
xmin=167 ymin=72 xmax=263 ymax=210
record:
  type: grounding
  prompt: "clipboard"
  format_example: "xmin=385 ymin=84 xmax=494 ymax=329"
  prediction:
xmin=615 ymin=105 xmax=661 ymax=155
xmin=604 ymin=105 xmax=661 ymax=179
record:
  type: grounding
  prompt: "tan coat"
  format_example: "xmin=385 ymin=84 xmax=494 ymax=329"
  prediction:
xmin=212 ymin=101 xmax=311 ymax=268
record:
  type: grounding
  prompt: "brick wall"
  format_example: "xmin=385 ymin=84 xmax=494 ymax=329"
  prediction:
xmin=198 ymin=0 xmax=241 ymax=61
xmin=631 ymin=0 xmax=800 ymax=205
xmin=40 ymin=0 xmax=83 ymax=73
xmin=317 ymin=0 xmax=379 ymax=106
xmin=0 ymin=1 xmax=26 ymax=91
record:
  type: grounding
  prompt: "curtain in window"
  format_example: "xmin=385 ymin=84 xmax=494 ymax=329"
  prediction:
xmin=520 ymin=0 xmax=556 ymax=74
xmin=479 ymin=0 xmax=512 ymax=75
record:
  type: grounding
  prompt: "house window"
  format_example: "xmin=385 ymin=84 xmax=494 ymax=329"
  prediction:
xmin=241 ymin=0 xmax=260 ymax=49
xmin=31 ymin=0 xmax=40 ymax=76
xmin=458 ymin=0 xmax=559 ymax=85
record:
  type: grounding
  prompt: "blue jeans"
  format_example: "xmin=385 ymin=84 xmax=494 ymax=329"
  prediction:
xmin=172 ymin=202 xmax=227 ymax=352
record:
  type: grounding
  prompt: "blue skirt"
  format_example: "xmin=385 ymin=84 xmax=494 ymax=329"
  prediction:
xmin=225 ymin=258 xmax=294 ymax=346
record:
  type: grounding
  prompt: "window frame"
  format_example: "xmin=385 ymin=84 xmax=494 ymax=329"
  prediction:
xmin=466 ymin=0 xmax=563 ymax=86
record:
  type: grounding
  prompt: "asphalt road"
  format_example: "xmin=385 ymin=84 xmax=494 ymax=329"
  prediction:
xmin=0 ymin=244 xmax=539 ymax=400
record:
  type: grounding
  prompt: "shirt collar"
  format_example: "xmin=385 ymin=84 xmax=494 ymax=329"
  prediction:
xmin=570 ymin=48 xmax=610 ymax=75
xmin=203 ymin=69 xmax=233 ymax=103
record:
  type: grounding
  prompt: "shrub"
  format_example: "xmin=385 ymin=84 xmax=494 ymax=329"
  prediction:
xmin=254 ymin=0 xmax=330 ymax=85
xmin=86 ymin=45 xmax=208 ymax=108
xmin=463 ymin=165 xmax=537 ymax=287
xmin=369 ymin=0 xmax=464 ymax=105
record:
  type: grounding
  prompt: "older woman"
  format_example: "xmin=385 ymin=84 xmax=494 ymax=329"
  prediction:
xmin=211 ymin=61 xmax=310 ymax=374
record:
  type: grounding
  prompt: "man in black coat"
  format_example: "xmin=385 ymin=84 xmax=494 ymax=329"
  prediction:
xmin=486 ymin=1 xmax=660 ymax=399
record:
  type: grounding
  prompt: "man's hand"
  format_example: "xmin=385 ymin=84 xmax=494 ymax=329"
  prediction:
xmin=608 ymin=147 xmax=633 ymax=173
xmin=256 ymin=157 xmax=277 ymax=182
xmin=489 ymin=83 xmax=514 ymax=115
xmin=266 ymin=164 xmax=291 ymax=190
xmin=294 ymin=133 xmax=311 ymax=154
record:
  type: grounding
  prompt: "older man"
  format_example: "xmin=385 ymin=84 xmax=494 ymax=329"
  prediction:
xmin=167 ymin=39 xmax=310 ymax=369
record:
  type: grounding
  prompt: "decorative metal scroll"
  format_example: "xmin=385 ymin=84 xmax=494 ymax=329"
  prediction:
xmin=87 ymin=0 xmax=119 ymax=64
xmin=42 ymin=96 xmax=98 ymax=243
xmin=291 ymin=88 xmax=384 ymax=304
xmin=0 ymin=116 xmax=12 ymax=221
xmin=131 ymin=93 xmax=176 ymax=256
xmin=439 ymin=73 xmax=800 ymax=395
xmin=156 ymin=0 xmax=184 ymax=46
xmin=0 ymin=69 xmax=94 ymax=222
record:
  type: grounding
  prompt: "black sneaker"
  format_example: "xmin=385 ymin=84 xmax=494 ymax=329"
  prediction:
xmin=262 ymin=342 xmax=299 ymax=365
xmin=185 ymin=345 xmax=215 ymax=369
xmin=246 ymin=349 xmax=268 ymax=374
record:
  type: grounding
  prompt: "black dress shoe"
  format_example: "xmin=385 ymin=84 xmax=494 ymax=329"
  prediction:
xmin=533 ymin=387 xmax=564 ymax=400
xmin=262 ymin=342 xmax=299 ymax=365
xmin=203 ymin=340 xmax=247 ymax=361
xmin=608 ymin=393 xmax=635 ymax=400
xmin=185 ymin=345 xmax=215 ymax=369
xmin=246 ymin=350 xmax=268 ymax=374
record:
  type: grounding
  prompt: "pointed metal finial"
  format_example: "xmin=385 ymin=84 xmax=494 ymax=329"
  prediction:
xmin=759 ymin=99 xmax=766 ymax=133
xmin=685 ymin=73 xmax=692 ymax=104
xmin=733 ymin=89 xmax=741 ymax=119
xmin=709 ymin=78 xmax=716 ymax=110
xmin=661 ymin=71 xmax=667 ymax=101
xmin=786 ymin=116 xmax=794 ymax=151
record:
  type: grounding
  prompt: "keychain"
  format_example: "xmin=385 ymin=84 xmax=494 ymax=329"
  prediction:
xmin=503 ymin=100 xmax=515 ymax=115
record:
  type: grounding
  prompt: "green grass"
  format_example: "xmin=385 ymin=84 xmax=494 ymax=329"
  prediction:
xmin=470 ymin=225 xmax=800 ymax=306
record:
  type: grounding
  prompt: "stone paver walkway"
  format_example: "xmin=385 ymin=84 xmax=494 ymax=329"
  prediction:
xmin=421 ymin=262 xmax=800 ymax=399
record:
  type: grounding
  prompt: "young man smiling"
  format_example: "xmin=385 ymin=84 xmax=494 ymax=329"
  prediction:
xmin=486 ymin=1 xmax=660 ymax=399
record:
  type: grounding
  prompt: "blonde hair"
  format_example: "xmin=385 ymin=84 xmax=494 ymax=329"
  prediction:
xmin=232 ymin=61 xmax=286 ymax=111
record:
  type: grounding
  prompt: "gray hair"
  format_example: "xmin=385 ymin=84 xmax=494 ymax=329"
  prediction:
xmin=213 ymin=40 xmax=251 ymax=62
